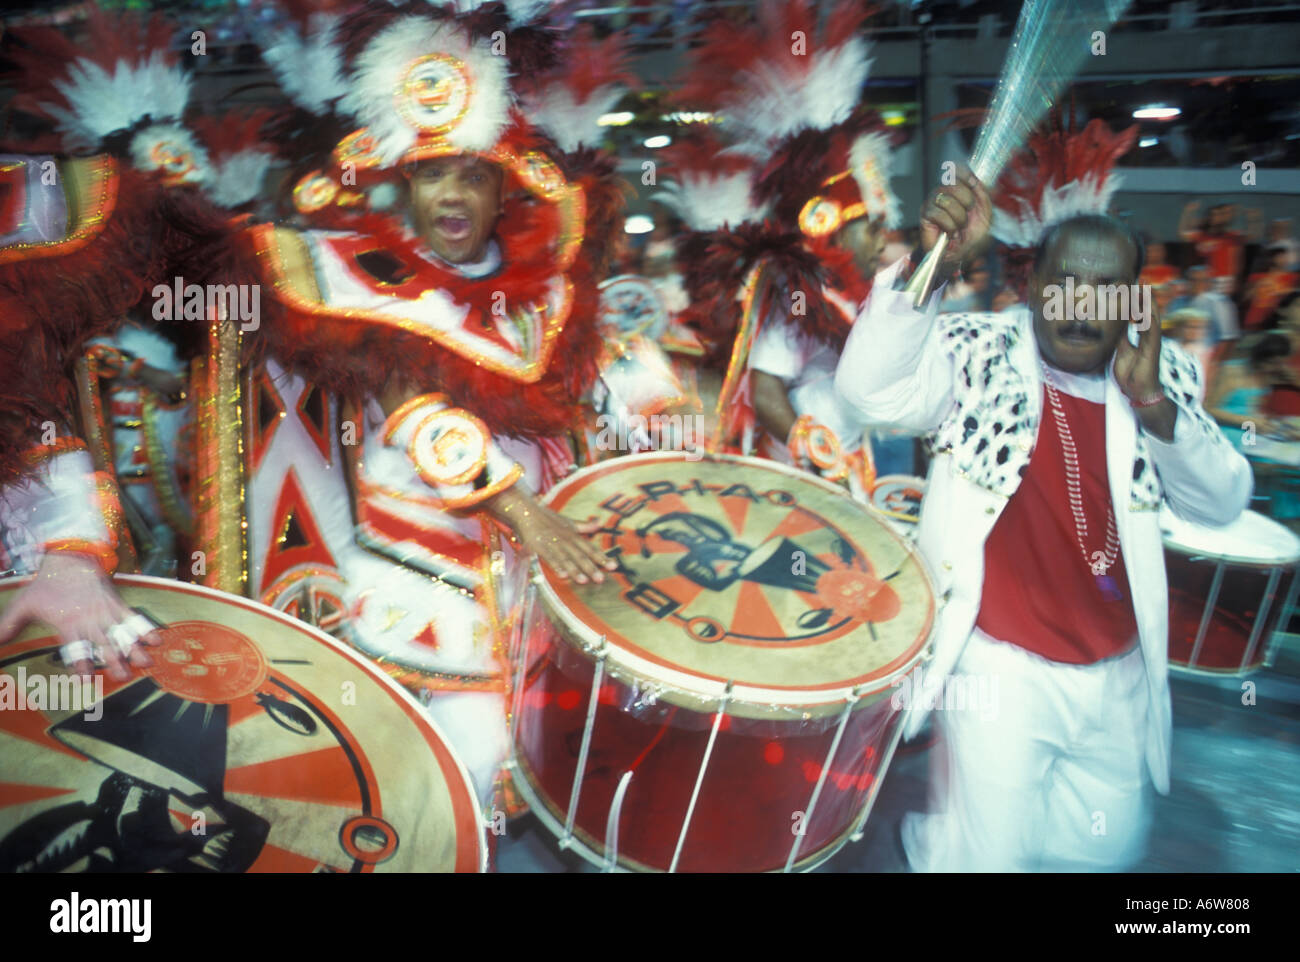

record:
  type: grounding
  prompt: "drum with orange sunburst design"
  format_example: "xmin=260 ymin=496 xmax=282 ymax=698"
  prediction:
xmin=508 ymin=453 xmax=934 ymax=872
xmin=0 ymin=576 xmax=484 ymax=873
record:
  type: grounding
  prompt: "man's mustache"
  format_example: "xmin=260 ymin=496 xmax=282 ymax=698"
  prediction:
xmin=1058 ymin=322 xmax=1102 ymax=340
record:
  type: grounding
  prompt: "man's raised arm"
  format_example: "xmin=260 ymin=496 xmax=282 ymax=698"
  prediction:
xmin=835 ymin=170 xmax=993 ymax=434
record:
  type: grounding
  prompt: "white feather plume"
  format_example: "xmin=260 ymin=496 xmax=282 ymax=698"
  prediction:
xmin=340 ymin=16 xmax=512 ymax=165
xmin=261 ymin=12 xmax=348 ymax=116
xmin=724 ymin=36 xmax=872 ymax=149
xmin=849 ymin=132 xmax=901 ymax=229
xmin=44 ymin=52 xmax=191 ymax=151
xmin=208 ymin=148 xmax=274 ymax=209
xmin=654 ymin=172 xmax=766 ymax=233
xmin=991 ymin=173 xmax=1122 ymax=248
xmin=523 ymin=83 xmax=624 ymax=154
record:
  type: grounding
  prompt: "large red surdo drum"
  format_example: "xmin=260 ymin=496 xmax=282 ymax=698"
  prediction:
xmin=510 ymin=453 xmax=934 ymax=872
xmin=0 ymin=576 xmax=485 ymax=873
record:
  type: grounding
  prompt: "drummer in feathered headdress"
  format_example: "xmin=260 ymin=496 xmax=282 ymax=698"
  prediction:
xmin=659 ymin=0 xmax=903 ymax=502
xmin=248 ymin=0 xmax=624 ymax=809
xmin=0 ymin=10 xmax=272 ymax=678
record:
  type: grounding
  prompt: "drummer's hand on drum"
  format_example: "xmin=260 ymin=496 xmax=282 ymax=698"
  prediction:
xmin=0 ymin=553 xmax=163 ymax=681
xmin=487 ymin=484 xmax=616 ymax=585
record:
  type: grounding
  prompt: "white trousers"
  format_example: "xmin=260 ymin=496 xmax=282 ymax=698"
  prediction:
xmin=903 ymin=628 xmax=1152 ymax=872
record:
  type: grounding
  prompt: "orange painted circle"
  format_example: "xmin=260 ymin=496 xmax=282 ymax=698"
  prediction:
xmin=143 ymin=621 xmax=268 ymax=704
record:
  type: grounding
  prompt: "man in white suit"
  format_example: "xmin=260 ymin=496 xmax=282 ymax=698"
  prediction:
xmin=835 ymin=170 xmax=1252 ymax=872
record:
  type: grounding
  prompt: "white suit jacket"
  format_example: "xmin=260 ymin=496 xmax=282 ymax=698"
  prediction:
xmin=835 ymin=258 xmax=1253 ymax=794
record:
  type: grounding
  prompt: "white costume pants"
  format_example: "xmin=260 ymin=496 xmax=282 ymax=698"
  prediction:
xmin=903 ymin=628 xmax=1152 ymax=872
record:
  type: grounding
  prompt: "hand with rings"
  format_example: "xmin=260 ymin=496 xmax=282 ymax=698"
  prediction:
xmin=0 ymin=553 xmax=164 ymax=680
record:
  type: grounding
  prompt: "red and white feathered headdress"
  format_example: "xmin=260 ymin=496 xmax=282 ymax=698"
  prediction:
xmin=676 ymin=0 xmax=900 ymax=239
xmin=992 ymin=115 xmax=1138 ymax=249
xmin=655 ymin=133 xmax=767 ymax=233
xmin=8 ymin=10 xmax=214 ymax=188
xmin=516 ymin=26 xmax=636 ymax=156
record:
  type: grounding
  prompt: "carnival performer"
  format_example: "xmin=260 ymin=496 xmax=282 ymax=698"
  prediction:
xmin=0 ymin=11 xmax=256 ymax=679
xmin=240 ymin=1 xmax=624 ymax=808
xmin=663 ymin=0 xmax=906 ymax=500
xmin=835 ymin=164 xmax=1252 ymax=871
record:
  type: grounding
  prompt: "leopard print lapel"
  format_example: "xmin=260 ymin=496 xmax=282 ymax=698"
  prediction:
xmin=929 ymin=310 xmax=1220 ymax=511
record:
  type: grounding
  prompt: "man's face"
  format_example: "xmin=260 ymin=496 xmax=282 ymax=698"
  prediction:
xmin=833 ymin=217 xmax=885 ymax=279
xmin=1029 ymin=228 xmax=1139 ymax=374
xmin=1147 ymin=242 xmax=1166 ymax=265
xmin=1208 ymin=204 xmax=1232 ymax=230
xmin=408 ymin=155 xmax=504 ymax=264
xmin=1190 ymin=270 xmax=1211 ymax=294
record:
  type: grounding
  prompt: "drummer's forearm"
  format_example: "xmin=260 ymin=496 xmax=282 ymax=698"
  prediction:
xmin=752 ymin=371 xmax=798 ymax=442
xmin=482 ymin=479 xmax=532 ymax=533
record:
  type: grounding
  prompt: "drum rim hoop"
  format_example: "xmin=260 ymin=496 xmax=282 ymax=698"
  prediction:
xmin=1161 ymin=507 xmax=1300 ymax=566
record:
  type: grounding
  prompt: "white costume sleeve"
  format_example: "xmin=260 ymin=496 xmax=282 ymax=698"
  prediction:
xmin=0 ymin=444 xmax=119 ymax=575
xmin=1144 ymin=351 xmax=1253 ymax=528
xmin=749 ymin=310 xmax=804 ymax=382
xmin=834 ymin=256 xmax=955 ymax=432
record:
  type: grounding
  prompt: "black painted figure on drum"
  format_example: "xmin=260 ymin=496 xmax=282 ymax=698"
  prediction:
xmin=835 ymin=169 xmax=1253 ymax=871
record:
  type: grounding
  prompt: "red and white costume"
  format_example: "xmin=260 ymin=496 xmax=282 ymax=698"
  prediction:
xmin=662 ymin=1 xmax=904 ymax=499
xmin=242 ymin=4 xmax=624 ymax=810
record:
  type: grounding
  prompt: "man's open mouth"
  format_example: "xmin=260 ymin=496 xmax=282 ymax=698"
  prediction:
xmin=436 ymin=215 xmax=472 ymax=242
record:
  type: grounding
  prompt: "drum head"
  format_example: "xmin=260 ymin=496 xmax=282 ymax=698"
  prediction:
xmin=0 ymin=576 xmax=484 ymax=873
xmin=540 ymin=453 xmax=934 ymax=709
xmin=1160 ymin=506 xmax=1300 ymax=565
xmin=870 ymin=474 xmax=927 ymax=523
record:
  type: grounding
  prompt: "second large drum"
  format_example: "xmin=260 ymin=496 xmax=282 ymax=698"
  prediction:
xmin=510 ymin=453 xmax=934 ymax=872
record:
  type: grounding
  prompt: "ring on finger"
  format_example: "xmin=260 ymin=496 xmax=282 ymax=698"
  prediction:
xmin=105 ymin=623 xmax=138 ymax=658
xmin=60 ymin=639 xmax=97 ymax=667
xmin=118 ymin=613 xmax=157 ymax=641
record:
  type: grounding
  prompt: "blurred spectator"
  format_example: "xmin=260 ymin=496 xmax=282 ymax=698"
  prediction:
xmin=1161 ymin=277 xmax=1193 ymax=315
xmin=1263 ymin=218 xmax=1300 ymax=273
xmin=1206 ymin=332 xmax=1300 ymax=448
xmin=1139 ymin=240 xmax=1179 ymax=287
xmin=939 ymin=255 xmax=993 ymax=313
xmin=991 ymin=286 xmax=1021 ymax=312
xmin=1187 ymin=265 xmax=1240 ymax=344
xmin=1179 ymin=201 xmax=1262 ymax=289
xmin=1264 ymin=292 xmax=1300 ymax=417
xmin=1167 ymin=307 xmax=1215 ymax=377
xmin=1242 ymin=246 xmax=1298 ymax=331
